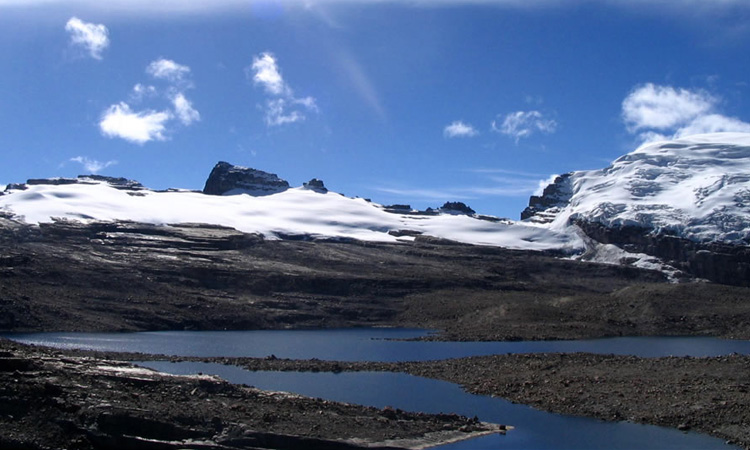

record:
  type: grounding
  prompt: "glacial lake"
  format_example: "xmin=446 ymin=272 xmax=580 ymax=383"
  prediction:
xmin=6 ymin=328 xmax=747 ymax=450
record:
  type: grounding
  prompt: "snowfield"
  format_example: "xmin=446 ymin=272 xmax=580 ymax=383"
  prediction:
xmin=0 ymin=181 xmax=582 ymax=252
xmin=544 ymin=133 xmax=750 ymax=244
xmin=1 ymin=133 xmax=748 ymax=260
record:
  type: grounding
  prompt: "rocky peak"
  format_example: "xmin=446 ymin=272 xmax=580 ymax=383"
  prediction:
xmin=439 ymin=202 xmax=476 ymax=215
xmin=203 ymin=162 xmax=290 ymax=196
xmin=302 ymin=178 xmax=328 ymax=193
xmin=521 ymin=173 xmax=573 ymax=223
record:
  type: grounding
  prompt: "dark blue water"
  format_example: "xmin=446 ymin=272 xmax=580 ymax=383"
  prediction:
xmin=6 ymin=329 xmax=744 ymax=449
xmin=138 ymin=361 xmax=735 ymax=450
xmin=7 ymin=328 xmax=750 ymax=360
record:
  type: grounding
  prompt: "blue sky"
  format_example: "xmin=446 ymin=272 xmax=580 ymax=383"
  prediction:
xmin=1 ymin=0 xmax=750 ymax=219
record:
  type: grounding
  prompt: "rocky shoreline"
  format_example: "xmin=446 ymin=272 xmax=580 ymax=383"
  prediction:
xmin=129 ymin=352 xmax=749 ymax=449
xmin=0 ymin=338 xmax=505 ymax=450
xmin=32 ymin=342 xmax=750 ymax=449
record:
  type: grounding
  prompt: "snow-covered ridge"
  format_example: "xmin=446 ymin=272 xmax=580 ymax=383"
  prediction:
xmin=0 ymin=176 xmax=581 ymax=252
xmin=534 ymin=133 xmax=750 ymax=244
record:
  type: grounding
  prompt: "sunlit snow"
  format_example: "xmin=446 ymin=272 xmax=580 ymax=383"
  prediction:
xmin=546 ymin=133 xmax=750 ymax=244
xmin=0 ymin=181 xmax=580 ymax=252
xmin=1 ymin=133 xmax=748 ymax=262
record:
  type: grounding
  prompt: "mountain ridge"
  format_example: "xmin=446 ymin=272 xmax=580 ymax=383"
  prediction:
xmin=1 ymin=132 xmax=749 ymax=284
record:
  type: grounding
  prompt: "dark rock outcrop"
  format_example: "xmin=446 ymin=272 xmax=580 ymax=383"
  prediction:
xmin=383 ymin=204 xmax=414 ymax=214
xmin=521 ymin=173 xmax=573 ymax=222
xmin=439 ymin=202 xmax=475 ymax=215
xmin=203 ymin=162 xmax=290 ymax=196
xmin=6 ymin=176 xmax=144 ymax=192
xmin=574 ymin=219 xmax=750 ymax=286
xmin=302 ymin=178 xmax=327 ymax=193
xmin=26 ymin=177 xmax=78 ymax=186
xmin=79 ymin=175 xmax=145 ymax=190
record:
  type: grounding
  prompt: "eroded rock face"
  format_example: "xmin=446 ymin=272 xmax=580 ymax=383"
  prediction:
xmin=521 ymin=173 xmax=573 ymax=223
xmin=203 ymin=162 xmax=290 ymax=196
xmin=573 ymin=219 xmax=750 ymax=286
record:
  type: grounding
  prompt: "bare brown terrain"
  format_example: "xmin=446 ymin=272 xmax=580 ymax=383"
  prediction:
xmin=2 ymin=217 xmax=750 ymax=341
xmin=2 ymin=217 xmax=750 ymax=449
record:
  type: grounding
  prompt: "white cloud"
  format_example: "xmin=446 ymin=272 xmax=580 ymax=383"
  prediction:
xmin=622 ymin=83 xmax=716 ymax=132
xmin=172 ymin=92 xmax=200 ymax=125
xmin=99 ymin=59 xmax=199 ymax=144
xmin=248 ymin=52 xmax=318 ymax=127
xmin=70 ymin=156 xmax=117 ymax=173
xmin=492 ymin=110 xmax=557 ymax=143
xmin=251 ymin=53 xmax=290 ymax=96
xmin=65 ymin=17 xmax=109 ymax=60
xmin=444 ymin=121 xmax=479 ymax=138
xmin=621 ymin=83 xmax=750 ymax=143
xmin=674 ymin=113 xmax=750 ymax=137
xmin=146 ymin=58 xmax=191 ymax=83
xmin=99 ymin=102 xmax=172 ymax=144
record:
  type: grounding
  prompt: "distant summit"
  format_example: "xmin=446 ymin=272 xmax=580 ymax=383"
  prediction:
xmin=523 ymin=133 xmax=750 ymax=285
xmin=302 ymin=178 xmax=328 ymax=193
xmin=203 ymin=162 xmax=290 ymax=196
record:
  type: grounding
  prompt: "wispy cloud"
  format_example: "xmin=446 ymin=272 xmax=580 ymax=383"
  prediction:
xmin=492 ymin=110 xmax=557 ymax=143
xmin=69 ymin=156 xmax=118 ymax=173
xmin=172 ymin=92 xmax=200 ymax=125
xmin=376 ymin=169 xmax=545 ymax=204
xmin=99 ymin=102 xmax=172 ymax=144
xmin=251 ymin=53 xmax=290 ymax=96
xmin=621 ymin=83 xmax=750 ymax=142
xmin=99 ymin=58 xmax=200 ymax=144
xmin=247 ymin=52 xmax=318 ymax=127
xmin=65 ymin=17 xmax=109 ymax=60
xmin=130 ymin=83 xmax=157 ymax=102
xmin=146 ymin=58 xmax=192 ymax=84
xmin=444 ymin=120 xmax=479 ymax=138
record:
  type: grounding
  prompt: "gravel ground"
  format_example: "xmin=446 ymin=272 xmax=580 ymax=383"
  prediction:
xmin=0 ymin=339 xmax=504 ymax=450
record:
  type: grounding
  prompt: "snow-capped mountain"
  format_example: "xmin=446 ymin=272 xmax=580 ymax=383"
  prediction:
xmin=0 ymin=166 xmax=580 ymax=253
xmin=524 ymin=133 xmax=750 ymax=285
xmin=1 ymin=133 xmax=748 ymax=284
xmin=526 ymin=132 xmax=750 ymax=245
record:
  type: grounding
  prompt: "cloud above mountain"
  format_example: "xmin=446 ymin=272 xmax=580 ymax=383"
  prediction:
xmin=99 ymin=57 xmax=200 ymax=144
xmin=622 ymin=83 xmax=750 ymax=142
xmin=248 ymin=52 xmax=318 ymax=127
xmin=492 ymin=110 xmax=557 ymax=143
